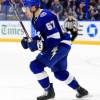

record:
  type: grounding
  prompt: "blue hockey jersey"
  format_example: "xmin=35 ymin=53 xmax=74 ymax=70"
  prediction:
xmin=32 ymin=9 xmax=71 ymax=52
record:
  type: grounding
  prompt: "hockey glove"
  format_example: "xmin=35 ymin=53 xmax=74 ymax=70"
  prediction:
xmin=21 ymin=37 xmax=28 ymax=49
xmin=28 ymin=40 xmax=43 ymax=52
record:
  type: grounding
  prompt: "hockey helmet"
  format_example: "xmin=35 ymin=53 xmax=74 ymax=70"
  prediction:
xmin=23 ymin=0 xmax=41 ymax=7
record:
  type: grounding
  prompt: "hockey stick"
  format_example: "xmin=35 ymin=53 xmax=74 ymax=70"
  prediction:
xmin=8 ymin=0 xmax=30 ymax=39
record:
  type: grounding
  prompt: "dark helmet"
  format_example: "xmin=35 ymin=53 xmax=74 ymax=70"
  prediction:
xmin=23 ymin=0 xmax=41 ymax=7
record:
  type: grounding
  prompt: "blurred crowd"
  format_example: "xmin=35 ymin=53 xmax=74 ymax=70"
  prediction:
xmin=0 ymin=0 xmax=100 ymax=20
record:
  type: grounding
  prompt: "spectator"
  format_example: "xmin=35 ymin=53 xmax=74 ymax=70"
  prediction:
xmin=89 ymin=5 xmax=99 ymax=20
xmin=41 ymin=0 xmax=52 ymax=9
xmin=76 ymin=2 xmax=86 ymax=20
xmin=51 ymin=0 xmax=63 ymax=20
xmin=95 ymin=0 xmax=100 ymax=20
xmin=61 ymin=9 xmax=68 ymax=20
xmin=0 ymin=0 xmax=100 ymax=20
xmin=0 ymin=0 xmax=3 ymax=13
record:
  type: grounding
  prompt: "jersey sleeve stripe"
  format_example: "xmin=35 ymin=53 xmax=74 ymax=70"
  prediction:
xmin=61 ymin=40 xmax=71 ymax=46
xmin=47 ymin=32 xmax=60 ymax=39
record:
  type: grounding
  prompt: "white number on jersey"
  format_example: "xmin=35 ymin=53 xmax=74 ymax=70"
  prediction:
xmin=46 ymin=21 xmax=55 ymax=30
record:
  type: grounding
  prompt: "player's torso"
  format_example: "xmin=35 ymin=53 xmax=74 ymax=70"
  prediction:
xmin=32 ymin=9 xmax=64 ymax=40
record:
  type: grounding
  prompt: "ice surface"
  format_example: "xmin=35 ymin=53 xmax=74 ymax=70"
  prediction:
xmin=0 ymin=42 xmax=100 ymax=100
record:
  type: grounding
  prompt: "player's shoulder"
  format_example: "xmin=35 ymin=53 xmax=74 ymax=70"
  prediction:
xmin=72 ymin=17 xmax=77 ymax=21
xmin=39 ymin=9 xmax=48 ymax=17
xmin=37 ymin=9 xmax=55 ymax=29
xmin=39 ymin=9 xmax=55 ymax=19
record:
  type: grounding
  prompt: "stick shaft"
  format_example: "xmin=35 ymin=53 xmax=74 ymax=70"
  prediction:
xmin=8 ymin=0 xmax=30 ymax=38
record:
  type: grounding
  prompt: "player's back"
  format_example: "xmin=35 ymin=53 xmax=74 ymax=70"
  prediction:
xmin=34 ymin=9 xmax=65 ymax=39
xmin=32 ymin=9 xmax=71 ymax=51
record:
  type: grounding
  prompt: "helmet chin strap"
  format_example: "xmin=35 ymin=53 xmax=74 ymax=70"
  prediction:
xmin=32 ymin=7 xmax=41 ymax=22
xmin=31 ymin=7 xmax=39 ymax=17
xmin=31 ymin=7 xmax=39 ymax=29
xmin=32 ymin=13 xmax=37 ymax=29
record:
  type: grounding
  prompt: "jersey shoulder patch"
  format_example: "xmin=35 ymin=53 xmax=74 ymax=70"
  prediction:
xmin=40 ymin=12 xmax=47 ymax=17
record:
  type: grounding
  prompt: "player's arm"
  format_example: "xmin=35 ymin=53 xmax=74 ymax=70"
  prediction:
xmin=71 ymin=17 xmax=78 ymax=41
xmin=72 ymin=17 xmax=78 ymax=32
xmin=21 ymin=35 xmax=42 ymax=51
xmin=71 ymin=31 xmax=78 ymax=41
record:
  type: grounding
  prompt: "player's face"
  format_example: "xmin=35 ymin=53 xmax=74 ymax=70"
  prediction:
xmin=31 ymin=6 xmax=37 ymax=13
xmin=68 ymin=15 xmax=73 ymax=20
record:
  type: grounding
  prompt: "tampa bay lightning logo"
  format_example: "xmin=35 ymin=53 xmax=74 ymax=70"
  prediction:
xmin=40 ymin=12 xmax=47 ymax=17
xmin=87 ymin=24 xmax=98 ymax=37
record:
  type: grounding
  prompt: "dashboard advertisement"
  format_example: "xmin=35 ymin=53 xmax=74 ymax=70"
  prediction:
xmin=0 ymin=21 xmax=100 ymax=44
xmin=0 ymin=21 xmax=31 ymax=41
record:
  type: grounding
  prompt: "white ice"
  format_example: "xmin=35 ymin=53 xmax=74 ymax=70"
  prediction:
xmin=0 ymin=42 xmax=100 ymax=100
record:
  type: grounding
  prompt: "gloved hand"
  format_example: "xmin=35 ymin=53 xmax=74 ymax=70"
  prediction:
xmin=21 ymin=36 xmax=43 ymax=51
xmin=28 ymin=40 xmax=43 ymax=52
xmin=21 ymin=37 xmax=28 ymax=49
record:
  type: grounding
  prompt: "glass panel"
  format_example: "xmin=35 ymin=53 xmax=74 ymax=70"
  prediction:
xmin=0 ymin=0 xmax=27 ymax=20
xmin=0 ymin=0 xmax=100 ymax=20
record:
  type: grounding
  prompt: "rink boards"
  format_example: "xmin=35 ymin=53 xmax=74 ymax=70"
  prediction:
xmin=0 ymin=21 xmax=100 ymax=45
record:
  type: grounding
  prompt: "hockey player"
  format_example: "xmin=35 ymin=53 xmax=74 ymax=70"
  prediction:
xmin=63 ymin=12 xmax=78 ymax=41
xmin=21 ymin=0 xmax=88 ymax=100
